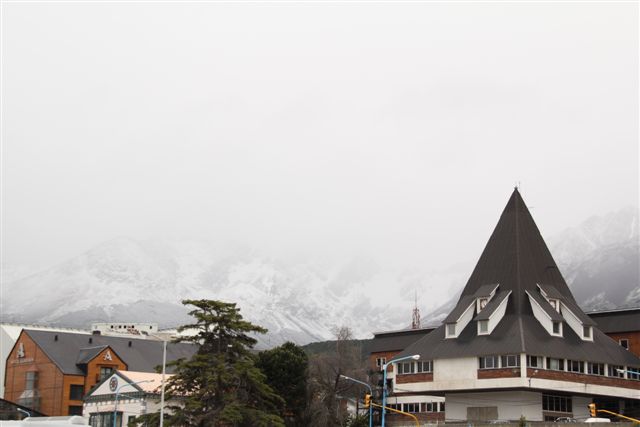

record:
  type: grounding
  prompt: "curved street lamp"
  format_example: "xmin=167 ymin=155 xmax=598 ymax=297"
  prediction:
xmin=147 ymin=332 xmax=170 ymax=427
xmin=616 ymin=367 xmax=640 ymax=378
xmin=113 ymin=379 xmax=154 ymax=427
xmin=16 ymin=408 xmax=30 ymax=419
xmin=339 ymin=374 xmax=373 ymax=427
xmin=381 ymin=354 xmax=420 ymax=427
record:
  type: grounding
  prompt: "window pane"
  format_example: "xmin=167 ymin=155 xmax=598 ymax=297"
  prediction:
xmin=479 ymin=320 xmax=488 ymax=333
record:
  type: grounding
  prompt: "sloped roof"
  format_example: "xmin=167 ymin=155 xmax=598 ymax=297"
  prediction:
xmin=23 ymin=330 xmax=197 ymax=375
xmin=397 ymin=188 xmax=640 ymax=367
xmin=120 ymin=370 xmax=174 ymax=393
xmin=474 ymin=290 xmax=510 ymax=321
xmin=526 ymin=289 xmax=563 ymax=322
xmin=370 ymin=328 xmax=435 ymax=353
xmin=76 ymin=345 xmax=109 ymax=364
xmin=587 ymin=307 xmax=640 ymax=334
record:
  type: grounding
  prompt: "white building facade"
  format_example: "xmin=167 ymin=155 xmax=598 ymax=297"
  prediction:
xmin=389 ymin=189 xmax=640 ymax=422
xmin=83 ymin=371 xmax=174 ymax=427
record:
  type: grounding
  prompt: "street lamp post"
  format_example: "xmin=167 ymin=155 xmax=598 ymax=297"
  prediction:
xmin=159 ymin=339 xmax=167 ymax=427
xmin=113 ymin=379 xmax=154 ymax=427
xmin=16 ymin=408 xmax=30 ymax=419
xmin=616 ymin=367 xmax=640 ymax=378
xmin=381 ymin=354 xmax=420 ymax=427
xmin=339 ymin=374 xmax=373 ymax=427
xmin=147 ymin=332 xmax=170 ymax=427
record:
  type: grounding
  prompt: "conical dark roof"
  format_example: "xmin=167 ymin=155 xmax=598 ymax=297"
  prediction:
xmin=397 ymin=188 xmax=640 ymax=366
xmin=447 ymin=188 xmax=583 ymax=321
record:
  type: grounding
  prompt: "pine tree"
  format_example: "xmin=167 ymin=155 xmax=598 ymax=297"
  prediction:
xmin=164 ymin=299 xmax=285 ymax=427
xmin=256 ymin=342 xmax=309 ymax=426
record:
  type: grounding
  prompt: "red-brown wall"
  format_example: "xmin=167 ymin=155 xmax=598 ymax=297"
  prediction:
xmin=604 ymin=331 xmax=640 ymax=358
xmin=5 ymin=331 xmax=64 ymax=416
xmin=5 ymin=332 xmax=128 ymax=416
xmin=369 ymin=351 xmax=400 ymax=372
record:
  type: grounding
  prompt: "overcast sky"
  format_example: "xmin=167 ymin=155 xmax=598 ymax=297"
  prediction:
xmin=2 ymin=2 xmax=638 ymax=273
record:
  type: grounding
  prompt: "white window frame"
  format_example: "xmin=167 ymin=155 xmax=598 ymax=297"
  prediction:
xmin=446 ymin=323 xmax=456 ymax=338
xmin=403 ymin=403 xmax=421 ymax=413
xmin=478 ymin=320 xmax=489 ymax=335
xmin=397 ymin=361 xmax=415 ymax=375
xmin=552 ymin=321 xmax=562 ymax=336
xmin=416 ymin=360 xmax=433 ymax=373
xmin=547 ymin=357 xmax=564 ymax=371
xmin=567 ymin=359 xmax=584 ymax=373
xmin=501 ymin=354 xmax=520 ymax=368
xmin=587 ymin=362 xmax=604 ymax=376
xmin=527 ymin=355 xmax=544 ymax=368
xmin=479 ymin=355 xmax=499 ymax=369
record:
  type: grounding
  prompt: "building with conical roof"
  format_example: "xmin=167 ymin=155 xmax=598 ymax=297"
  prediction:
xmin=388 ymin=188 xmax=640 ymax=422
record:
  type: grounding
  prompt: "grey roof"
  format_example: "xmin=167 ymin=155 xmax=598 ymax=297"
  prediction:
xmin=475 ymin=283 xmax=500 ymax=298
xmin=397 ymin=188 xmax=640 ymax=368
xmin=538 ymin=283 xmax=595 ymax=326
xmin=443 ymin=295 xmax=475 ymax=323
xmin=444 ymin=285 xmax=500 ymax=323
xmin=561 ymin=296 xmax=596 ymax=326
xmin=401 ymin=315 xmax=639 ymax=366
xmin=23 ymin=330 xmax=197 ymax=375
xmin=76 ymin=346 xmax=109 ymax=364
xmin=370 ymin=328 xmax=435 ymax=353
xmin=537 ymin=283 xmax=564 ymax=300
xmin=587 ymin=308 xmax=640 ymax=334
xmin=474 ymin=290 xmax=511 ymax=321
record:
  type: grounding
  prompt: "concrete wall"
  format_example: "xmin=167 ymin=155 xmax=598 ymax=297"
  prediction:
xmin=445 ymin=391 xmax=541 ymax=422
xmin=572 ymin=396 xmax=591 ymax=420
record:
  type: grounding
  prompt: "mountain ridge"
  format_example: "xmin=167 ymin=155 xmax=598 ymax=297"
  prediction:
xmin=2 ymin=206 xmax=638 ymax=347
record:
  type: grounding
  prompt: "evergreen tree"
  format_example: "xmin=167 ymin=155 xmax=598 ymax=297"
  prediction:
xmin=256 ymin=342 xmax=309 ymax=426
xmin=164 ymin=299 xmax=285 ymax=427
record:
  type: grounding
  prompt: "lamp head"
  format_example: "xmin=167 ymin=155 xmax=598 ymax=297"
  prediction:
xmin=616 ymin=369 xmax=625 ymax=374
xmin=411 ymin=354 xmax=420 ymax=360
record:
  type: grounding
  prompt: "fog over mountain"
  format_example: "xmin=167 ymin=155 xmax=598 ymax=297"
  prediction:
xmin=550 ymin=206 xmax=639 ymax=310
xmin=2 ymin=206 xmax=637 ymax=346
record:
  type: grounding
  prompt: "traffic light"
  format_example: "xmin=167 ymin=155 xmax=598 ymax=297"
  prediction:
xmin=589 ymin=403 xmax=597 ymax=417
xmin=364 ymin=394 xmax=371 ymax=407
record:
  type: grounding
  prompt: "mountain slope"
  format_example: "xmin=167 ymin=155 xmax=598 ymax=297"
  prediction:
xmin=3 ymin=207 xmax=637 ymax=346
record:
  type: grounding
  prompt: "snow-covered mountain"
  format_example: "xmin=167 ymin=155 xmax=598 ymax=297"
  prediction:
xmin=0 ymin=238 xmax=466 ymax=346
xmin=2 ymin=207 xmax=637 ymax=346
xmin=549 ymin=206 xmax=639 ymax=310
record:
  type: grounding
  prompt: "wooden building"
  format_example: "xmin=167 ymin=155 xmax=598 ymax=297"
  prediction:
xmin=4 ymin=330 xmax=195 ymax=417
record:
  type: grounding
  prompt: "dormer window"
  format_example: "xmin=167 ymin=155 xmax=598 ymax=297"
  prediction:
xmin=583 ymin=326 xmax=592 ymax=339
xmin=446 ymin=323 xmax=456 ymax=338
xmin=479 ymin=298 xmax=488 ymax=310
xmin=478 ymin=320 xmax=489 ymax=335
xmin=552 ymin=321 xmax=561 ymax=335
xmin=548 ymin=299 xmax=559 ymax=312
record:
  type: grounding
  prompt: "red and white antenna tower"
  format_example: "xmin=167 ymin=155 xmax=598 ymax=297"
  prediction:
xmin=411 ymin=291 xmax=421 ymax=329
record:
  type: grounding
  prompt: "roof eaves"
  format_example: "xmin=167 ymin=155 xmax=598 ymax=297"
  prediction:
xmin=474 ymin=283 xmax=500 ymax=298
xmin=525 ymin=290 xmax=563 ymax=322
xmin=443 ymin=296 xmax=476 ymax=323
xmin=474 ymin=290 xmax=511 ymax=321
xmin=561 ymin=299 xmax=596 ymax=326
